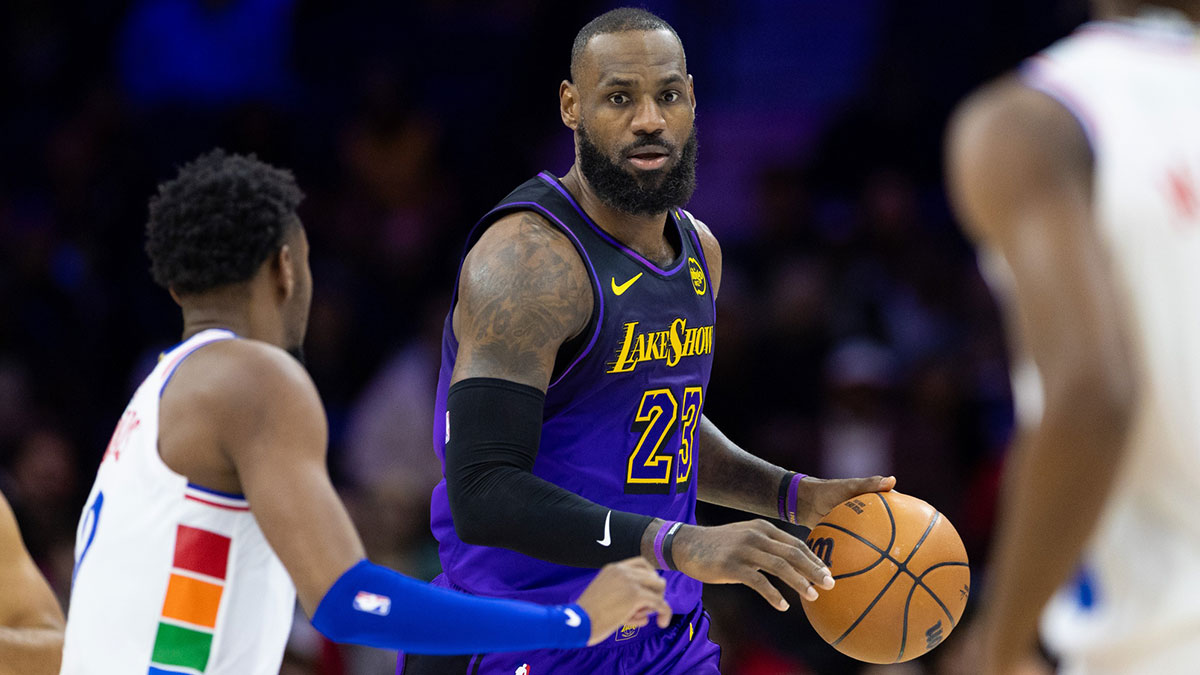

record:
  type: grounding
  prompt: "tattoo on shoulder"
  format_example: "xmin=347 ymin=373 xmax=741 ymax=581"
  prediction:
xmin=459 ymin=213 xmax=592 ymax=379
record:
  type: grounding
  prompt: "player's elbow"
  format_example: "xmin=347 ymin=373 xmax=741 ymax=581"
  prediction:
xmin=445 ymin=483 xmax=506 ymax=547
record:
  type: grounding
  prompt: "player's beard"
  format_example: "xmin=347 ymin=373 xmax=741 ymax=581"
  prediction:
xmin=577 ymin=124 xmax=698 ymax=216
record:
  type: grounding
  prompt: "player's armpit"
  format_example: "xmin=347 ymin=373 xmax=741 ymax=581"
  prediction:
xmin=946 ymin=79 xmax=1136 ymax=673
xmin=451 ymin=211 xmax=592 ymax=390
xmin=0 ymin=492 xmax=64 ymax=675
xmin=196 ymin=341 xmax=366 ymax=617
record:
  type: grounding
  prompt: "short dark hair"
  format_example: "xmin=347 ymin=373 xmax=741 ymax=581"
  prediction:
xmin=146 ymin=149 xmax=304 ymax=294
xmin=570 ymin=8 xmax=683 ymax=82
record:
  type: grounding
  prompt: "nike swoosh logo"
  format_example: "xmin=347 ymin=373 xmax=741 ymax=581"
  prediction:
xmin=596 ymin=510 xmax=612 ymax=546
xmin=611 ymin=273 xmax=643 ymax=296
xmin=564 ymin=607 xmax=582 ymax=628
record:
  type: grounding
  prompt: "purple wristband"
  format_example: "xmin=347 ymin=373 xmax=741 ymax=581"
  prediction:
xmin=786 ymin=473 xmax=806 ymax=524
xmin=653 ymin=520 xmax=678 ymax=570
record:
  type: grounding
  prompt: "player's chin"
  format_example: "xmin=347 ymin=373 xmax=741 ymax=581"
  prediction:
xmin=624 ymin=164 xmax=672 ymax=185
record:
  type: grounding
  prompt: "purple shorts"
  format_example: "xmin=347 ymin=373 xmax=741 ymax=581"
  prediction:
xmin=398 ymin=601 xmax=722 ymax=675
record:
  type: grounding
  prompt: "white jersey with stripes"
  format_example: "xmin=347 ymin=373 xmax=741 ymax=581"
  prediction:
xmin=61 ymin=329 xmax=296 ymax=675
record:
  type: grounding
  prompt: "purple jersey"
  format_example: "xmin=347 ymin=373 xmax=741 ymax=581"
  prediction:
xmin=429 ymin=172 xmax=716 ymax=613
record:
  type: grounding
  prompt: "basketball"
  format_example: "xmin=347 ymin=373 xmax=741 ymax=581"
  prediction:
xmin=801 ymin=491 xmax=969 ymax=664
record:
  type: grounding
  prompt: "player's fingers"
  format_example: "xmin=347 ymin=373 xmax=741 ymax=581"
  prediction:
xmin=756 ymin=532 xmax=834 ymax=589
xmin=757 ymin=521 xmax=806 ymax=548
xmin=740 ymin=570 xmax=789 ymax=611
xmin=634 ymin=569 xmax=667 ymax=593
xmin=752 ymin=548 xmax=821 ymax=601
xmin=844 ymin=475 xmax=895 ymax=495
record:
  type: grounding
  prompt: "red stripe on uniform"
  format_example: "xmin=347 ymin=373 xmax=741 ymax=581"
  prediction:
xmin=172 ymin=525 xmax=231 ymax=580
xmin=184 ymin=494 xmax=250 ymax=512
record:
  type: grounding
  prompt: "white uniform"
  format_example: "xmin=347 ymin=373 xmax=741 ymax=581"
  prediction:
xmin=61 ymin=329 xmax=296 ymax=675
xmin=984 ymin=10 xmax=1200 ymax=675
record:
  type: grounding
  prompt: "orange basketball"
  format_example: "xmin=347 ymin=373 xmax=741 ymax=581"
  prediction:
xmin=801 ymin=491 xmax=970 ymax=664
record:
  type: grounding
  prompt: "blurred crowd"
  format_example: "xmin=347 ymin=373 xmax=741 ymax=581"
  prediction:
xmin=0 ymin=1 xmax=1088 ymax=673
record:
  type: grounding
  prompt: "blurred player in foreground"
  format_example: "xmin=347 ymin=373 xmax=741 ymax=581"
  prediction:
xmin=0 ymin=489 xmax=63 ymax=675
xmin=948 ymin=2 xmax=1200 ymax=673
xmin=403 ymin=8 xmax=894 ymax=674
xmin=59 ymin=150 xmax=670 ymax=674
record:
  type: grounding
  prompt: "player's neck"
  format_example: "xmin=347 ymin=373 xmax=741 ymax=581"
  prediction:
xmin=561 ymin=166 xmax=678 ymax=266
xmin=178 ymin=293 xmax=286 ymax=349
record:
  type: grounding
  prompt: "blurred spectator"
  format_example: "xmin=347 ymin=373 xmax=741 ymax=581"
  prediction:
xmin=818 ymin=338 xmax=897 ymax=479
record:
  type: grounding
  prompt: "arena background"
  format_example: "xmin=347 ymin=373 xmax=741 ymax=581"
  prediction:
xmin=0 ymin=1 xmax=1089 ymax=672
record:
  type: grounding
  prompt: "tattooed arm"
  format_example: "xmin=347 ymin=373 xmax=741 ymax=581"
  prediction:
xmin=451 ymin=211 xmax=592 ymax=389
xmin=444 ymin=211 xmax=663 ymax=567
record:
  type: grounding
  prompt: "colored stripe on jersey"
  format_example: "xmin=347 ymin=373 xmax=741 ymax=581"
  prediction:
xmin=183 ymin=484 xmax=250 ymax=512
xmin=147 ymin=525 xmax=231 ymax=673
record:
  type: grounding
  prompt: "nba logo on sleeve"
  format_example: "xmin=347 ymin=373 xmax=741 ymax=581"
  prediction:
xmin=353 ymin=591 xmax=391 ymax=616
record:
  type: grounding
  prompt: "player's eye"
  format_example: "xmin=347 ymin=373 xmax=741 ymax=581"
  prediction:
xmin=662 ymin=91 xmax=681 ymax=103
xmin=609 ymin=93 xmax=630 ymax=105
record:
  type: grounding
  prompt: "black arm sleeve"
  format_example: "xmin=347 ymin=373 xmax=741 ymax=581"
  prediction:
xmin=444 ymin=377 xmax=654 ymax=567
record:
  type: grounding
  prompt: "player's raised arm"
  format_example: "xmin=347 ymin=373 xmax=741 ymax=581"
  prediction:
xmin=177 ymin=338 xmax=669 ymax=653
xmin=0 ymin=491 xmax=64 ymax=675
xmin=946 ymin=78 xmax=1136 ymax=674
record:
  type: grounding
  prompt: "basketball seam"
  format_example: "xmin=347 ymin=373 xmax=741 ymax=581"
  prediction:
xmin=895 ymin=510 xmax=939 ymax=662
xmin=915 ymin=561 xmax=970 ymax=627
xmin=830 ymin=568 xmax=904 ymax=647
xmin=819 ymin=492 xmax=898 ymax=580
xmin=879 ymin=492 xmax=898 ymax=555
xmin=819 ymin=523 xmax=893 ymax=579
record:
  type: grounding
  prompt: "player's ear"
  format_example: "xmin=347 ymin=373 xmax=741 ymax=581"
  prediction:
xmin=560 ymin=80 xmax=579 ymax=130
xmin=688 ymin=74 xmax=696 ymax=113
xmin=274 ymin=245 xmax=296 ymax=301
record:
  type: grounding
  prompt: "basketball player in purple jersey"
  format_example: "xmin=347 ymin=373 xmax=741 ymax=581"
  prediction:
xmin=401 ymin=9 xmax=895 ymax=674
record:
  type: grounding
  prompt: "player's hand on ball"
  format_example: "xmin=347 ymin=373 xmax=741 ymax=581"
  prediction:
xmin=672 ymin=520 xmax=834 ymax=611
xmin=794 ymin=475 xmax=896 ymax=528
xmin=576 ymin=558 xmax=672 ymax=646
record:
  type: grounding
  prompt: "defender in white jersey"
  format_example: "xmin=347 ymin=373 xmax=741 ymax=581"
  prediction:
xmin=62 ymin=329 xmax=297 ymax=674
xmin=948 ymin=3 xmax=1200 ymax=674
xmin=61 ymin=150 xmax=673 ymax=674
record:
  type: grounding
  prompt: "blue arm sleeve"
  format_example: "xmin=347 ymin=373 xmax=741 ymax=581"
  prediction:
xmin=310 ymin=560 xmax=590 ymax=654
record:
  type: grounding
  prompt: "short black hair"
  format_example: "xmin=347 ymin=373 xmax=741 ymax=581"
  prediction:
xmin=146 ymin=149 xmax=304 ymax=294
xmin=570 ymin=7 xmax=683 ymax=82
